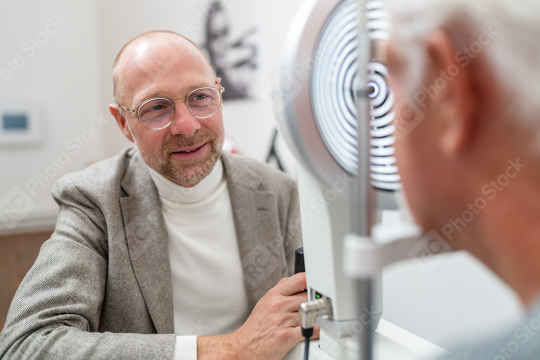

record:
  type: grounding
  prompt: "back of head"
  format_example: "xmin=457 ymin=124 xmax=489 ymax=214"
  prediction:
xmin=386 ymin=0 xmax=540 ymax=139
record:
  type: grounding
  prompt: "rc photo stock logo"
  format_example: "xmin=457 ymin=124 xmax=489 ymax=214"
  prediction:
xmin=408 ymin=157 xmax=526 ymax=273
xmin=263 ymin=54 xmax=320 ymax=115
xmin=408 ymin=230 xmax=452 ymax=274
xmin=0 ymin=186 xmax=36 ymax=229
xmin=0 ymin=17 xmax=64 ymax=86
xmin=494 ymin=309 xmax=540 ymax=360
xmin=394 ymin=97 xmax=425 ymax=141
xmin=393 ymin=24 xmax=498 ymax=142
xmin=0 ymin=114 xmax=109 ymax=230
xmin=264 ymin=70 xmax=304 ymax=116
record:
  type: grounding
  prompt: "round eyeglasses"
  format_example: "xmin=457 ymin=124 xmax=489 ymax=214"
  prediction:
xmin=118 ymin=84 xmax=225 ymax=130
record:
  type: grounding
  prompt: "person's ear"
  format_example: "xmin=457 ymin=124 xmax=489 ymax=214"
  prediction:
xmin=425 ymin=29 xmax=477 ymax=157
xmin=216 ymin=77 xmax=222 ymax=85
xmin=109 ymin=104 xmax=135 ymax=143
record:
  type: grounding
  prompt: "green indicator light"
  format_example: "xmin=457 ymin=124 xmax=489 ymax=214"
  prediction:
xmin=315 ymin=293 xmax=322 ymax=299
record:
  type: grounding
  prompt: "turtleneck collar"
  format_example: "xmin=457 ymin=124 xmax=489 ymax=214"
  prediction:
xmin=148 ymin=159 xmax=224 ymax=205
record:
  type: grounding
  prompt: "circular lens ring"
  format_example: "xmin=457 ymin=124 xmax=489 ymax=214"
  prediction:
xmin=137 ymin=97 xmax=175 ymax=130
xmin=185 ymin=87 xmax=223 ymax=119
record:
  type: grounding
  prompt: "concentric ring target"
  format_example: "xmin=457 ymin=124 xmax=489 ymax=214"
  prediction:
xmin=311 ymin=0 xmax=400 ymax=191
xmin=368 ymin=62 xmax=400 ymax=190
xmin=312 ymin=0 xmax=358 ymax=175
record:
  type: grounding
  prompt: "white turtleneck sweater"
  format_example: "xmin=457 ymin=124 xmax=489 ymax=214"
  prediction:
xmin=148 ymin=160 xmax=250 ymax=360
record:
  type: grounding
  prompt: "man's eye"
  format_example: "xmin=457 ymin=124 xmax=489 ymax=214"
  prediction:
xmin=139 ymin=100 xmax=172 ymax=117
xmin=194 ymin=94 xmax=209 ymax=101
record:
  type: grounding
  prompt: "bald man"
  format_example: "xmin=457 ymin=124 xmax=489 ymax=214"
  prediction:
xmin=0 ymin=31 xmax=308 ymax=360
xmin=386 ymin=0 xmax=540 ymax=359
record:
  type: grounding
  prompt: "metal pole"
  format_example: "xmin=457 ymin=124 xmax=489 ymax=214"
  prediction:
xmin=352 ymin=1 xmax=375 ymax=359
xmin=357 ymin=279 xmax=374 ymax=360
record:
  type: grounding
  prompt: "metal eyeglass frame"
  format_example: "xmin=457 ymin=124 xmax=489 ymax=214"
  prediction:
xmin=117 ymin=83 xmax=225 ymax=130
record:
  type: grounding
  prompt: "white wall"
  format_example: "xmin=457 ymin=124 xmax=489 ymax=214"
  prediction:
xmin=383 ymin=252 xmax=522 ymax=350
xmin=0 ymin=0 xmax=106 ymax=233
xmin=0 ymin=0 xmax=524 ymax=353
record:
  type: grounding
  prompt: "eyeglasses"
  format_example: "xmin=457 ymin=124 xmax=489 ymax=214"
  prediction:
xmin=118 ymin=84 xmax=225 ymax=130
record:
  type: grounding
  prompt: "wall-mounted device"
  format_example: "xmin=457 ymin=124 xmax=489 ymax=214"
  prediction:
xmin=0 ymin=104 xmax=43 ymax=147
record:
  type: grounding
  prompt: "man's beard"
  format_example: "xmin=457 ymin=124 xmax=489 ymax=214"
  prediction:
xmin=139 ymin=129 xmax=224 ymax=187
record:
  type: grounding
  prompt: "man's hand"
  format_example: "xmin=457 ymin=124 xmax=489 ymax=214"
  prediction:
xmin=198 ymin=273 xmax=319 ymax=359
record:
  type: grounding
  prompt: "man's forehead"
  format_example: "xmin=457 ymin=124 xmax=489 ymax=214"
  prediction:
xmin=121 ymin=36 xmax=198 ymax=69
xmin=117 ymin=36 xmax=214 ymax=100
xmin=125 ymin=37 xmax=212 ymax=76
xmin=130 ymin=40 xmax=153 ymax=65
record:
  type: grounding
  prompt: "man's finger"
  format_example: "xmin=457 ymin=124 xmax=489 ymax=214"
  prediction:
xmin=277 ymin=273 xmax=307 ymax=296
xmin=312 ymin=324 xmax=321 ymax=339
xmin=279 ymin=292 xmax=309 ymax=313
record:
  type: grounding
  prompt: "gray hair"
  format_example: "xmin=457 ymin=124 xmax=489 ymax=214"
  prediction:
xmin=385 ymin=0 xmax=540 ymax=129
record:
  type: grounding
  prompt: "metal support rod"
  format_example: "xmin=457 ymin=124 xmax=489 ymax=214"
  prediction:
xmin=356 ymin=279 xmax=374 ymax=360
xmin=353 ymin=3 xmax=374 ymax=237
xmin=353 ymin=1 xmax=375 ymax=360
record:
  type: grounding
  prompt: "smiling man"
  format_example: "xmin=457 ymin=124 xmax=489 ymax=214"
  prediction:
xmin=0 ymin=31 xmax=308 ymax=360
xmin=111 ymin=32 xmax=225 ymax=188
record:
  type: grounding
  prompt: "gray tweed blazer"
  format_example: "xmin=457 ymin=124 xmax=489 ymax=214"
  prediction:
xmin=0 ymin=147 xmax=302 ymax=359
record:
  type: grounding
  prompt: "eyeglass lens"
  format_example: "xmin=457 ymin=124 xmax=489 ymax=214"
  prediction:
xmin=138 ymin=87 xmax=221 ymax=129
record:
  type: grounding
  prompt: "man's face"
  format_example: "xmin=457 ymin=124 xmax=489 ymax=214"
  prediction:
xmin=114 ymin=37 xmax=224 ymax=187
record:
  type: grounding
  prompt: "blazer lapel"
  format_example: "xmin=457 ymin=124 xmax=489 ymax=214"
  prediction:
xmin=222 ymin=153 xmax=284 ymax=309
xmin=120 ymin=154 xmax=174 ymax=334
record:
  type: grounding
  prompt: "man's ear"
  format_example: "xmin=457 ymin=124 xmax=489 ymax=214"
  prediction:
xmin=425 ymin=29 xmax=477 ymax=157
xmin=109 ymin=104 xmax=135 ymax=143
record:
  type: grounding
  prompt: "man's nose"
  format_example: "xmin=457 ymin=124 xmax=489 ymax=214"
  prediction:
xmin=169 ymin=102 xmax=201 ymax=137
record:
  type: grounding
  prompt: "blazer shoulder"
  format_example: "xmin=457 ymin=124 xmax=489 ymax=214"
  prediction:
xmin=223 ymin=152 xmax=297 ymax=190
xmin=52 ymin=147 xmax=140 ymax=199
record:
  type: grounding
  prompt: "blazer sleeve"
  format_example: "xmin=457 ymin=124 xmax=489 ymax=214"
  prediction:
xmin=0 ymin=175 xmax=175 ymax=360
